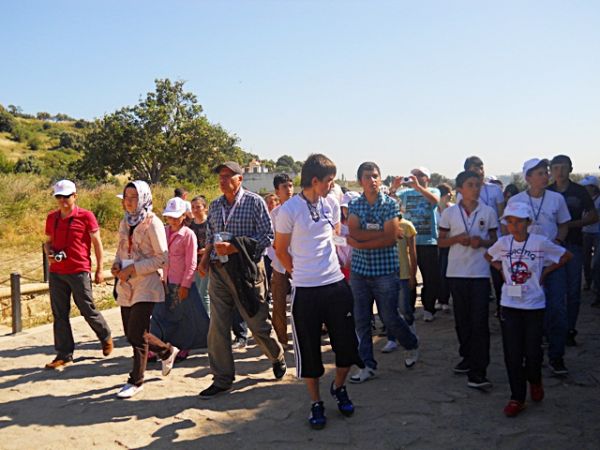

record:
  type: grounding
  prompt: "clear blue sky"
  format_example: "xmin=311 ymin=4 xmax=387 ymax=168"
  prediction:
xmin=2 ymin=0 xmax=599 ymax=180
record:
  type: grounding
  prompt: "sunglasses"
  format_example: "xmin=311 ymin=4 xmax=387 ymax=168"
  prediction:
xmin=55 ymin=194 xmax=74 ymax=199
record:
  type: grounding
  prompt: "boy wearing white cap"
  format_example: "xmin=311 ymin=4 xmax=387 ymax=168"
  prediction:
xmin=44 ymin=179 xmax=112 ymax=369
xmin=487 ymin=203 xmax=572 ymax=417
xmin=505 ymin=158 xmax=572 ymax=375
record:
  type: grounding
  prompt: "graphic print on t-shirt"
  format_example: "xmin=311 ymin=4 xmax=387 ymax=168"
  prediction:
xmin=510 ymin=260 xmax=531 ymax=285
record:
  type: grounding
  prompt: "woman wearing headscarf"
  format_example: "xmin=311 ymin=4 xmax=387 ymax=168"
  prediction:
xmin=111 ymin=181 xmax=179 ymax=398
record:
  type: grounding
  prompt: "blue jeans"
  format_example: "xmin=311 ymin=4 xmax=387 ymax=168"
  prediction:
xmin=395 ymin=278 xmax=414 ymax=326
xmin=194 ymin=271 xmax=210 ymax=318
xmin=543 ymin=266 xmax=567 ymax=360
xmin=564 ymin=243 xmax=583 ymax=331
xmin=593 ymin=234 xmax=600 ymax=292
xmin=351 ymin=273 xmax=418 ymax=370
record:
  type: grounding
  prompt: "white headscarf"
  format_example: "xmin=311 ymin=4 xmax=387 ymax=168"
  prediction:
xmin=124 ymin=180 xmax=153 ymax=227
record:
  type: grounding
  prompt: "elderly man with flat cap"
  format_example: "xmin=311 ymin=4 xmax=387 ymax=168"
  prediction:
xmin=198 ymin=161 xmax=286 ymax=398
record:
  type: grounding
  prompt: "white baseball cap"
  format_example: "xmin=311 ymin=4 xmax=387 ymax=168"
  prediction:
xmin=501 ymin=202 xmax=533 ymax=221
xmin=411 ymin=166 xmax=431 ymax=178
xmin=340 ymin=191 xmax=360 ymax=208
xmin=53 ymin=179 xmax=76 ymax=196
xmin=522 ymin=158 xmax=549 ymax=179
xmin=162 ymin=197 xmax=187 ymax=218
xmin=580 ymin=175 xmax=599 ymax=187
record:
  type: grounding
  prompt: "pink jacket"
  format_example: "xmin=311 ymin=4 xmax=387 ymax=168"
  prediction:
xmin=164 ymin=225 xmax=197 ymax=288
xmin=114 ymin=213 xmax=168 ymax=306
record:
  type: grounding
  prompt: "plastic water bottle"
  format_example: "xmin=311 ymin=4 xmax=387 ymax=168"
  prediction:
xmin=214 ymin=233 xmax=228 ymax=263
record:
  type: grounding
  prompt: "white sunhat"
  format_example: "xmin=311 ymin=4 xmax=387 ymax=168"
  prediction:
xmin=522 ymin=158 xmax=549 ymax=179
xmin=411 ymin=166 xmax=431 ymax=178
xmin=340 ymin=191 xmax=361 ymax=208
xmin=53 ymin=179 xmax=76 ymax=196
xmin=501 ymin=202 xmax=533 ymax=221
xmin=162 ymin=197 xmax=187 ymax=218
xmin=580 ymin=175 xmax=599 ymax=187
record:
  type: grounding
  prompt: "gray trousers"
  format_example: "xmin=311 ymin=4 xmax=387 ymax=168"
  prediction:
xmin=49 ymin=272 xmax=111 ymax=359
xmin=208 ymin=261 xmax=283 ymax=388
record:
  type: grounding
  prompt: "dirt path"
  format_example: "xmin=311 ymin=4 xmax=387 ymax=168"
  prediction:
xmin=0 ymin=291 xmax=599 ymax=449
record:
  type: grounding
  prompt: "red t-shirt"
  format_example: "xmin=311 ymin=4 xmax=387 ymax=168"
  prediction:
xmin=45 ymin=207 xmax=99 ymax=274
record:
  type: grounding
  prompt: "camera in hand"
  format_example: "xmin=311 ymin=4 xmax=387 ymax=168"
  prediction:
xmin=53 ymin=250 xmax=67 ymax=262
xmin=403 ymin=177 xmax=411 ymax=183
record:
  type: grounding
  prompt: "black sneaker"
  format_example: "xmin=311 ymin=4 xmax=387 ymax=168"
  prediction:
xmin=453 ymin=359 xmax=470 ymax=374
xmin=273 ymin=359 xmax=287 ymax=379
xmin=330 ymin=382 xmax=354 ymax=417
xmin=467 ymin=375 xmax=492 ymax=390
xmin=566 ymin=330 xmax=577 ymax=347
xmin=549 ymin=358 xmax=569 ymax=375
xmin=199 ymin=383 xmax=230 ymax=399
xmin=309 ymin=401 xmax=326 ymax=430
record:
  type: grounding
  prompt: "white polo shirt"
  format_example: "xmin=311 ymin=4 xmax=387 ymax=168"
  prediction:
xmin=506 ymin=190 xmax=571 ymax=240
xmin=276 ymin=194 xmax=344 ymax=287
xmin=488 ymin=234 xmax=565 ymax=309
xmin=439 ymin=202 xmax=498 ymax=278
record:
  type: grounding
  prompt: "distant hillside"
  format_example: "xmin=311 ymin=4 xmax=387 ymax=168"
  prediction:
xmin=0 ymin=104 xmax=87 ymax=179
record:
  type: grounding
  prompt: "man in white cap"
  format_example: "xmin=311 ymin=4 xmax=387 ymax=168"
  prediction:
xmin=44 ymin=179 xmax=112 ymax=369
xmin=392 ymin=167 xmax=441 ymax=322
xmin=505 ymin=159 xmax=571 ymax=375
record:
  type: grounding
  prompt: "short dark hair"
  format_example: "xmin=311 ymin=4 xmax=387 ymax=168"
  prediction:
xmin=174 ymin=187 xmax=186 ymax=198
xmin=191 ymin=195 xmax=207 ymax=207
xmin=456 ymin=170 xmax=481 ymax=188
xmin=550 ymin=154 xmax=573 ymax=170
xmin=504 ymin=184 xmax=520 ymax=198
xmin=463 ymin=156 xmax=483 ymax=171
xmin=300 ymin=154 xmax=337 ymax=188
xmin=437 ymin=183 xmax=453 ymax=197
xmin=273 ymin=173 xmax=292 ymax=190
xmin=356 ymin=161 xmax=381 ymax=180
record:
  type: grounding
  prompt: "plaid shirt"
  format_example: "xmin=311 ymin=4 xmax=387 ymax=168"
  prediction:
xmin=348 ymin=192 xmax=399 ymax=276
xmin=206 ymin=188 xmax=274 ymax=261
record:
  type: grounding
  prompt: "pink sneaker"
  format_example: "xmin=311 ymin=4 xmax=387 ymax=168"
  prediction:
xmin=176 ymin=349 xmax=189 ymax=361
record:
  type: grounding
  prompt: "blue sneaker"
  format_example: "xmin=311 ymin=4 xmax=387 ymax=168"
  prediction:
xmin=309 ymin=401 xmax=326 ymax=430
xmin=330 ymin=382 xmax=354 ymax=417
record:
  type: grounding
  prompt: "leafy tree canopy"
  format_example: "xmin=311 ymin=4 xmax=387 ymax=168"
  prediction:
xmin=77 ymin=79 xmax=247 ymax=184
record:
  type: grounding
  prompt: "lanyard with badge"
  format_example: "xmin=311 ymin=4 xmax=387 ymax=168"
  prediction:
xmin=458 ymin=205 xmax=478 ymax=236
xmin=527 ymin=191 xmax=545 ymax=234
xmin=300 ymin=192 xmax=334 ymax=228
xmin=507 ymin=235 xmax=531 ymax=298
xmin=221 ymin=187 xmax=244 ymax=231
xmin=481 ymin=185 xmax=489 ymax=206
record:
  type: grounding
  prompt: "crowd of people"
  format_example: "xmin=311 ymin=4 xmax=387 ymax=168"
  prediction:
xmin=42 ymin=153 xmax=600 ymax=427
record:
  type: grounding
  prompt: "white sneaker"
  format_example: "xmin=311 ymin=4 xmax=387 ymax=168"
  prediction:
xmin=117 ymin=383 xmax=144 ymax=398
xmin=423 ymin=311 xmax=435 ymax=322
xmin=381 ymin=340 xmax=398 ymax=353
xmin=349 ymin=367 xmax=376 ymax=384
xmin=404 ymin=348 xmax=419 ymax=368
xmin=162 ymin=346 xmax=179 ymax=376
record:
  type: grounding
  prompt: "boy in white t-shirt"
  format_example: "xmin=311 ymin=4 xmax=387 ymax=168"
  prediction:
xmin=438 ymin=170 xmax=498 ymax=390
xmin=487 ymin=203 xmax=571 ymax=417
xmin=275 ymin=154 xmax=362 ymax=430
xmin=505 ymin=158 xmax=572 ymax=376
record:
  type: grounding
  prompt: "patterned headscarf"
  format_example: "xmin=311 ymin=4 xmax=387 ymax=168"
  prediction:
xmin=124 ymin=180 xmax=153 ymax=227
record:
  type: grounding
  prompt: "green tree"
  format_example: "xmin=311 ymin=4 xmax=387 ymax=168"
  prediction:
xmin=78 ymin=78 xmax=244 ymax=184
xmin=0 ymin=105 xmax=14 ymax=132
xmin=36 ymin=112 xmax=52 ymax=120
xmin=430 ymin=172 xmax=454 ymax=188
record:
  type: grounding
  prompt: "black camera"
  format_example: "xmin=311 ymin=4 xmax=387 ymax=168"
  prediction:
xmin=54 ymin=250 xmax=67 ymax=262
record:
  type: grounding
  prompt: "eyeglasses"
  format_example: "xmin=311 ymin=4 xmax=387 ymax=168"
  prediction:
xmin=55 ymin=194 xmax=74 ymax=199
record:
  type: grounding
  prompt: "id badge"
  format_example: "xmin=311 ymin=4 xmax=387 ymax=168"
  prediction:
xmin=366 ymin=223 xmax=380 ymax=230
xmin=507 ymin=284 xmax=522 ymax=298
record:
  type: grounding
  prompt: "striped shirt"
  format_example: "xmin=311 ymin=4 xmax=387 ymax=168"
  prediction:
xmin=206 ymin=188 xmax=274 ymax=261
xmin=349 ymin=192 xmax=399 ymax=276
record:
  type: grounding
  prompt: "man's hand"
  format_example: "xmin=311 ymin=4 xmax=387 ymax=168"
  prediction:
xmin=110 ymin=262 xmax=120 ymax=278
xmin=198 ymin=259 xmax=209 ymax=277
xmin=178 ymin=286 xmax=189 ymax=301
xmin=214 ymin=241 xmax=238 ymax=256
xmin=94 ymin=269 xmax=104 ymax=284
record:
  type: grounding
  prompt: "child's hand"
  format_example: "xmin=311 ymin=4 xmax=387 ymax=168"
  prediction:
xmin=470 ymin=236 xmax=482 ymax=249
xmin=455 ymin=233 xmax=470 ymax=246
